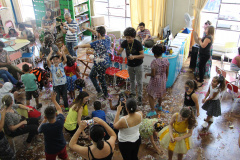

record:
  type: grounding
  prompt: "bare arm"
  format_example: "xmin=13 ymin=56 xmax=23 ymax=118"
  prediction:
xmin=202 ymin=87 xmax=210 ymax=103
xmin=0 ymin=108 xmax=6 ymax=132
xmin=169 ymin=113 xmax=177 ymax=142
xmin=77 ymin=107 xmax=83 ymax=125
xmin=199 ymin=37 xmax=211 ymax=48
xmin=150 ymin=134 xmax=161 ymax=154
xmin=235 ymin=56 xmax=240 ymax=68
xmin=83 ymin=27 xmax=97 ymax=35
xmin=9 ymin=120 xmax=27 ymax=131
xmin=132 ymin=50 xmax=144 ymax=59
xmin=166 ymin=66 xmax=169 ymax=79
xmin=69 ymin=121 xmax=89 ymax=159
xmin=38 ymin=118 xmax=47 ymax=132
xmin=145 ymin=68 xmax=156 ymax=78
xmin=62 ymin=50 xmax=67 ymax=65
xmin=51 ymin=92 xmax=63 ymax=114
xmin=191 ymin=93 xmax=200 ymax=116
xmin=113 ymin=103 xmax=126 ymax=130
xmin=176 ymin=129 xmax=193 ymax=141
xmin=60 ymin=25 xmax=67 ymax=34
xmin=142 ymin=35 xmax=149 ymax=44
xmin=108 ymin=99 xmax=116 ymax=110
xmin=117 ymin=47 xmax=124 ymax=55
xmin=47 ymin=48 xmax=54 ymax=68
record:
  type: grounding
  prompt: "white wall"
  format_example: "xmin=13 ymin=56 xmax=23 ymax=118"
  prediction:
xmin=5 ymin=0 xmax=15 ymax=25
xmin=166 ymin=0 xmax=195 ymax=36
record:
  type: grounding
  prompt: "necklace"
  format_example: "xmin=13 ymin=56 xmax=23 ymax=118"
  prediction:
xmin=127 ymin=42 xmax=134 ymax=55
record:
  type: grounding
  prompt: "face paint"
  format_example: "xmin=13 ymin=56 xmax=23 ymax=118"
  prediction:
xmin=185 ymin=87 xmax=189 ymax=92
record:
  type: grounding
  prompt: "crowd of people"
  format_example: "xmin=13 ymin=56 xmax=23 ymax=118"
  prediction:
xmin=0 ymin=9 xmax=236 ymax=160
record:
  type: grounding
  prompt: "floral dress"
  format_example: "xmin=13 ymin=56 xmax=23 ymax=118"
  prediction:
xmin=147 ymin=58 xmax=169 ymax=98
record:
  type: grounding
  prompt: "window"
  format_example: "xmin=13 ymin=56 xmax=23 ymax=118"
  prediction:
xmin=95 ymin=0 xmax=131 ymax=31
xmin=19 ymin=0 xmax=35 ymax=22
xmin=201 ymin=0 xmax=240 ymax=52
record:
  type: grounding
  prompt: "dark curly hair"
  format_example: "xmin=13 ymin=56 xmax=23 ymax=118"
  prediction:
xmin=152 ymin=44 xmax=166 ymax=57
xmin=124 ymin=27 xmax=136 ymax=38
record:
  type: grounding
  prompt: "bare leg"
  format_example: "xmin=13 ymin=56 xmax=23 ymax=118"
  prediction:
xmin=178 ymin=154 xmax=183 ymax=160
xmin=148 ymin=94 xmax=155 ymax=111
xmin=205 ymin=115 xmax=212 ymax=122
xmin=35 ymin=97 xmax=39 ymax=106
xmin=158 ymin=97 xmax=162 ymax=106
xmin=168 ymin=150 xmax=173 ymax=160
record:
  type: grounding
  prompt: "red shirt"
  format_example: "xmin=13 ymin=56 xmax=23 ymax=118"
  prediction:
xmin=64 ymin=62 xmax=77 ymax=77
xmin=5 ymin=32 xmax=19 ymax=38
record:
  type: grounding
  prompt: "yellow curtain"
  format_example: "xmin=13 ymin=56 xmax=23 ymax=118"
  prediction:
xmin=130 ymin=0 xmax=166 ymax=37
xmin=0 ymin=0 xmax=6 ymax=7
xmin=192 ymin=0 xmax=208 ymax=35
xmin=90 ymin=0 xmax=95 ymax=16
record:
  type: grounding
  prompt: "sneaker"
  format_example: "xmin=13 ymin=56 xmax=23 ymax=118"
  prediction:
xmin=154 ymin=104 xmax=162 ymax=111
xmin=97 ymin=92 xmax=104 ymax=98
xmin=146 ymin=111 xmax=157 ymax=117
xmin=209 ymin=118 xmax=213 ymax=123
xmin=202 ymin=122 xmax=208 ymax=128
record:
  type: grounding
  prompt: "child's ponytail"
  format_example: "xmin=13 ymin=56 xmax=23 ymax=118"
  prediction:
xmin=185 ymin=80 xmax=198 ymax=91
xmin=180 ymin=107 xmax=196 ymax=129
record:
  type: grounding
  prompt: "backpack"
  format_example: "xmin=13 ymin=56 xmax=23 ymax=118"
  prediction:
xmin=30 ymin=67 xmax=50 ymax=89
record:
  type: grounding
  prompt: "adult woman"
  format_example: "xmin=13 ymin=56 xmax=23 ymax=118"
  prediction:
xmin=194 ymin=20 xmax=212 ymax=78
xmin=42 ymin=9 xmax=57 ymax=38
xmin=0 ymin=95 xmax=15 ymax=160
xmin=69 ymin=117 xmax=116 ymax=160
xmin=3 ymin=95 xmax=39 ymax=149
xmin=230 ymin=47 xmax=240 ymax=71
xmin=196 ymin=26 xmax=214 ymax=87
xmin=64 ymin=91 xmax=89 ymax=137
xmin=113 ymin=98 xmax=143 ymax=160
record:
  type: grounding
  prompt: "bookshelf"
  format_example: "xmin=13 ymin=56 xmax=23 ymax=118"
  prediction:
xmin=32 ymin=0 xmax=61 ymax=27
xmin=59 ymin=0 xmax=92 ymax=43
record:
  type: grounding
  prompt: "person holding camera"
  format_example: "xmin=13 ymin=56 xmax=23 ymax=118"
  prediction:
xmin=69 ymin=117 xmax=116 ymax=160
xmin=113 ymin=98 xmax=143 ymax=160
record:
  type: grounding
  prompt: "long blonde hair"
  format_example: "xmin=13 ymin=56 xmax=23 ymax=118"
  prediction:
xmin=207 ymin=25 xmax=215 ymax=43
xmin=1 ymin=95 xmax=13 ymax=109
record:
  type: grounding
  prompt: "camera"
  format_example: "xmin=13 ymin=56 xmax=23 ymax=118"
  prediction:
xmin=86 ymin=119 xmax=94 ymax=126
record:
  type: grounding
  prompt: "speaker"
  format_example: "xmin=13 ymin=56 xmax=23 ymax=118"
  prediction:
xmin=189 ymin=44 xmax=199 ymax=69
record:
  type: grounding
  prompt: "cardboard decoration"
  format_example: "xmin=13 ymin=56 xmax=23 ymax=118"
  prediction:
xmin=193 ymin=31 xmax=200 ymax=45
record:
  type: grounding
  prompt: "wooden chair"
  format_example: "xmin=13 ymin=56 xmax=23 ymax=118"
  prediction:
xmin=9 ymin=51 xmax=32 ymax=70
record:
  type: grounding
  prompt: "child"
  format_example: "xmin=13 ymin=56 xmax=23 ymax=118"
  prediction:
xmin=145 ymin=44 xmax=169 ymax=117
xmin=202 ymin=75 xmax=225 ymax=128
xmin=74 ymin=26 xmax=111 ymax=99
xmin=38 ymin=92 xmax=69 ymax=160
xmin=158 ymin=107 xmax=196 ymax=160
xmin=64 ymin=91 xmax=89 ymax=137
xmin=64 ymin=55 xmax=80 ymax=99
xmin=117 ymin=27 xmax=144 ymax=105
xmin=184 ymin=80 xmax=200 ymax=117
xmin=4 ymin=28 xmax=18 ymax=39
xmin=139 ymin=118 xmax=164 ymax=154
xmin=47 ymin=47 xmax=68 ymax=111
xmin=21 ymin=64 xmax=42 ymax=109
xmin=92 ymin=101 xmax=106 ymax=122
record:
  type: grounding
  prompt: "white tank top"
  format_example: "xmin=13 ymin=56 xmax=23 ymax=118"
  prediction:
xmin=118 ymin=112 xmax=142 ymax=142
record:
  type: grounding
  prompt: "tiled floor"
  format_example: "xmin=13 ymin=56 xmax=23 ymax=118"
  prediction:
xmin=14 ymin=57 xmax=240 ymax=160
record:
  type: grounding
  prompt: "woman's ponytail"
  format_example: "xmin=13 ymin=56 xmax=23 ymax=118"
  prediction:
xmin=1 ymin=95 xmax=13 ymax=109
xmin=96 ymin=139 xmax=104 ymax=150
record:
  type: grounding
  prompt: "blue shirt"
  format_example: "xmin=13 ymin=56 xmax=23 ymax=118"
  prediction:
xmin=38 ymin=114 xmax=66 ymax=154
xmin=50 ymin=62 xmax=67 ymax=86
xmin=90 ymin=35 xmax=111 ymax=66
xmin=92 ymin=110 xmax=106 ymax=122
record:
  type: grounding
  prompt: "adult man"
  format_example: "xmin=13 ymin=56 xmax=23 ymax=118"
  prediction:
xmin=60 ymin=12 xmax=78 ymax=57
xmin=0 ymin=41 xmax=23 ymax=79
xmin=136 ymin=22 xmax=154 ymax=48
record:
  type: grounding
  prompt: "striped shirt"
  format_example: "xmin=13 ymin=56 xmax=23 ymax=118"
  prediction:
xmin=64 ymin=20 xmax=78 ymax=42
xmin=137 ymin=29 xmax=152 ymax=41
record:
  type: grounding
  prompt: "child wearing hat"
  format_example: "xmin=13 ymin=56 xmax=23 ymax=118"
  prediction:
xmin=47 ymin=46 xmax=68 ymax=111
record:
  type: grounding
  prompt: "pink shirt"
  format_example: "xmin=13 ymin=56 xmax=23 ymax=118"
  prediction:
xmin=232 ymin=55 xmax=240 ymax=65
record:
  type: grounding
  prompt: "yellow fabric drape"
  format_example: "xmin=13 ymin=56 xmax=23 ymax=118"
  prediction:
xmin=192 ymin=0 xmax=208 ymax=36
xmin=90 ymin=0 xmax=95 ymax=16
xmin=130 ymin=0 xmax=166 ymax=37
xmin=0 ymin=0 xmax=6 ymax=7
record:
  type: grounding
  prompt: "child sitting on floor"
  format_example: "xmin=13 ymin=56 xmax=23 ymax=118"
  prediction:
xmin=92 ymin=101 xmax=106 ymax=122
xmin=38 ymin=92 xmax=69 ymax=160
xmin=21 ymin=64 xmax=42 ymax=109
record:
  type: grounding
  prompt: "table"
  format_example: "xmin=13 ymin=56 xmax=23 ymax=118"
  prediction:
xmin=2 ymin=38 xmax=30 ymax=52
xmin=142 ymin=32 xmax=191 ymax=88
